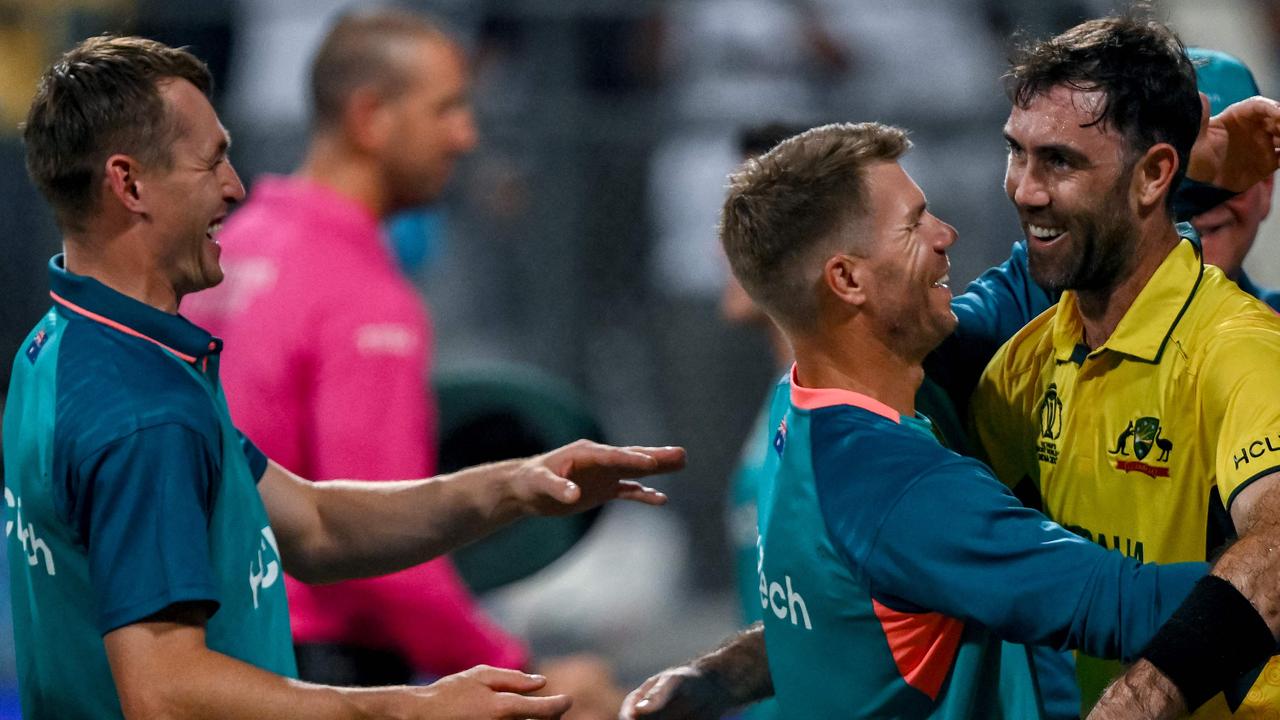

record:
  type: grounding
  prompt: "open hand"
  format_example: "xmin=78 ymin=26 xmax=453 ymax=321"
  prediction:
xmin=512 ymin=440 xmax=685 ymax=517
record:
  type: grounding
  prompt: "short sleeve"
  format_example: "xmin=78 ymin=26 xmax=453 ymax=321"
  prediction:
xmin=76 ymin=423 xmax=220 ymax=634
xmin=238 ymin=429 xmax=269 ymax=482
xmin=1200 ymin=322 xmax=1280 ymax=509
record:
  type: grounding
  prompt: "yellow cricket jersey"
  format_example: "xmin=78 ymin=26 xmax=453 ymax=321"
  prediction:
xmin=972 ymin=237 xmax=1280 ymax=718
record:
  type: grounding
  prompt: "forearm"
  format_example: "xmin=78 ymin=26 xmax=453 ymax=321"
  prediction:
xmin=112 ymin=639 xmax=406 ymax=719
xmin=297 ymin=460 xmax=522 ymax=583
xmin=1086 ymin=659 xmax=1184 ymax=720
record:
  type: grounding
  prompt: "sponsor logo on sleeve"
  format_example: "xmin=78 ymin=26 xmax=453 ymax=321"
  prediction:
xmin=1232 ymin=434 xmax=1280 ymax=471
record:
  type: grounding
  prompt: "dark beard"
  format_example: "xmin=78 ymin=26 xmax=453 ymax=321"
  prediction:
xmin=1027 ymin=170 xmax=1138 ymax=294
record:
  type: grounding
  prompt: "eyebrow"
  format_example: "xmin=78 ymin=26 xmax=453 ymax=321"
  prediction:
xmin=1003 ymin=132 xmax=1089 ymax=166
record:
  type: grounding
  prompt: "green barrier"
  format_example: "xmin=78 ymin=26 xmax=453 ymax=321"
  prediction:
xmin=437 ymin=363 xmax=605 ymax=594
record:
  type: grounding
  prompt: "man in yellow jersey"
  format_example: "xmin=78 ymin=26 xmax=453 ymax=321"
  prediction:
xmin=971 ymin=15 xmax=1280 ymax=719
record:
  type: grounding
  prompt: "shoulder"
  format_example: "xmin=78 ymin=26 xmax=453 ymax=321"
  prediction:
xmin=807 ymin=406 xmax=967 ymax=498
xmin=53 ymin=316 xmax=220 ymax=462
xmin=1183 ymin=269 xmax=1280 ymax=361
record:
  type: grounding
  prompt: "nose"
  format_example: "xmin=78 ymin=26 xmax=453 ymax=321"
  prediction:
xmin=1007 ymin=160 xmax=1049 ymax=210
xmin=455 ymin=107 xmax=479 ymax=154
xmin=937 ymin=219 xmax=958 ymax=251
xmin=222 ymin=159 xmax=246 ymax=204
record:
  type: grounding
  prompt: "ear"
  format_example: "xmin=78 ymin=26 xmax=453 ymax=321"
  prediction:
xmin=103 ymin=153 xmax=147 ymax=215
xmin=822 ymin=253 xmax=870 ymax=309
xmin=1132 ymin=143 xmax=1179 ymax=210
xmin=342 ymin=86 xmax=396 ymax=154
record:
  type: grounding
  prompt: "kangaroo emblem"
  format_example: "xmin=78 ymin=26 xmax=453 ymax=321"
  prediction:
xmin=1109 ymin=421 xmax=1135 ymax=456
xmin=1154 ymin=427 xmax=1173 ymax=462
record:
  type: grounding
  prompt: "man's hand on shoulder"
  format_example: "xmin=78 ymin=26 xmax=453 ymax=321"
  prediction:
xmin=504 ymin=440 xmax=685 ymax=518
xmin=1188 ymin=93 xmax=1280 ymax=192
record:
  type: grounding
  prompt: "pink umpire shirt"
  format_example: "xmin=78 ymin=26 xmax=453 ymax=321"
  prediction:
xmin=184 ymin=175 xmax=528 ymax=675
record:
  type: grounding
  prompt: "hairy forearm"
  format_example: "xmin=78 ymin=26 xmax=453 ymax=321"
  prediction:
xmin=1086 ymin=659 xmax=1184 ymax=720
xmin=113 ymin=637 xmax=405 ymax=719
xmin=694 ymin=623 xmax=774 ymax=706
xmin=1090 ymin=485 xmax=1280 ymax=719
xmin=294 ymin=460 xmax=522 ymax=583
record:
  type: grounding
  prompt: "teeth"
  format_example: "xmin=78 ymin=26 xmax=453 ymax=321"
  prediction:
xmin=1028 ymin=224 xmax=1064 ymax=239
xmin=932 ymin=274 xmax=950 ymax=288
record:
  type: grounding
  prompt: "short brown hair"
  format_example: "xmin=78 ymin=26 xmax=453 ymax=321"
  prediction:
xmin=23 ymin=35 xmax=212 ymax=232
xmin=309 ymin=8 xmax=448 ymax=132
xmin=720 ymin=122 xmax=910 ymax=330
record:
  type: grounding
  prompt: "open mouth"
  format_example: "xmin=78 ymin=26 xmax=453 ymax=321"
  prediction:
xmin=206 ymin=219 xmax=224 ymax=244
xmin=1028 ymin=223 xmax=1065 ymax=242
xmin=931 ymin=273 xmax=950 ymax=290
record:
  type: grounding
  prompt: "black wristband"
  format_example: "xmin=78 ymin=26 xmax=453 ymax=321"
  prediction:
xmin=1141 ymin=575 xmax=1275 ymax=711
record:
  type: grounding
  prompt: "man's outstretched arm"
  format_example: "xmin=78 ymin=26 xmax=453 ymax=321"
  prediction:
xmin=261 ymin=440 xmax=685 ymax=584
xmin=619 ymin=623 xmax=773 ymax=719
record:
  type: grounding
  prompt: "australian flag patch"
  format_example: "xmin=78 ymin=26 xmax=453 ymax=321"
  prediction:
xmin=773 ymin=417 xmax=787 ymax=457
xmin=25 ymin=329 xmax=47 ymax=364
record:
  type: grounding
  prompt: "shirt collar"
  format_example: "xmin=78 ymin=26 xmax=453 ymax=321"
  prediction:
xmin=1051 ymin=235 xmax=1203 ymax=364
xmin=251 ymin=174 xmax=385 ymax=254
xmin=48 ymin=254 xmax=221 ymax=364
xmin=787 ymin=363 xmax=935 ymax=437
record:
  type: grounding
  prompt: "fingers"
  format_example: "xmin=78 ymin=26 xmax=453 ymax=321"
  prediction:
xmin=496 ymin=691 xmax=573 ymax=719
xmin=622 ymin=446 xmax=688 ymax=474
xmin=619 ymin=676 xmax=664 ymax=719
xmin=616 ymin=480 xmax=668 ymax=506
xmin=471 ymin=665 xmax=551 ymax=693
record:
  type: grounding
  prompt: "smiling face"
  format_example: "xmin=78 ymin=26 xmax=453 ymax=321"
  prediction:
xmin=855 ymin=161 xmax=958 ymax=355
xmin=142 ymin=78 xmax=245 ymax=297
xmin=1003 ymin=85 xmax=1141 ymax=294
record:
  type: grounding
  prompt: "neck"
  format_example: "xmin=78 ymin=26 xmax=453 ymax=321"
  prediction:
xmin=1075 ymin=220 xmax=1180 ymax=349
xmin=789 ymin=320 xmax=924 ymax=417
xmin=62 ymin=232 xmax=180 ymax=313
xmin=296 ymin=134 xmax=389 ymax=219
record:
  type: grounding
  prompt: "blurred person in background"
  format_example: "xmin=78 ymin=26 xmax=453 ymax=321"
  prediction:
xmin=1181 ymin=47 xmax=1279 ymax=309
xmin=6 ymin=33 xmax=684 ymax=720
xmin=183 ymin=8 xmax=626 ymax=717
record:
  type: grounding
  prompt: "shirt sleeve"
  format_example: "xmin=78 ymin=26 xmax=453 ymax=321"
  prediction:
xmin=238 ymin=429 xmax=268 ymax=482
xmin=1199 ymin=320 xmax=1280 ymax=509
xmin=925 ymin=241 xmax=1054 ymax=419
xmin=74 ymin=423 xmax=221 ymax=634
xmin=834 ymin=458 xmax=1206 ymax=661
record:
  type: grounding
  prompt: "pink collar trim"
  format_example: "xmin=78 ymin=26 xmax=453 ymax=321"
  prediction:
xmin=788 ymin=364 xmax=900 ymax=423
xmin=51 ymin=291 xmax=198 ymax=363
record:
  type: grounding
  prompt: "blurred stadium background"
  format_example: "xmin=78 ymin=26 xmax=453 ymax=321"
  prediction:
xmin=2 ymin=0 xmax=1280 ymax=715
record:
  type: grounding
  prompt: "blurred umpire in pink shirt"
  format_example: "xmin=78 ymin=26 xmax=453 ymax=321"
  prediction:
xmin=185 ymin=9 xmax=622 ymax=711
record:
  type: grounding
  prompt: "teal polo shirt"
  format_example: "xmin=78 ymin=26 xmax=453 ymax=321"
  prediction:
xmin=3 ymin=256 xmax=296 ymax=719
